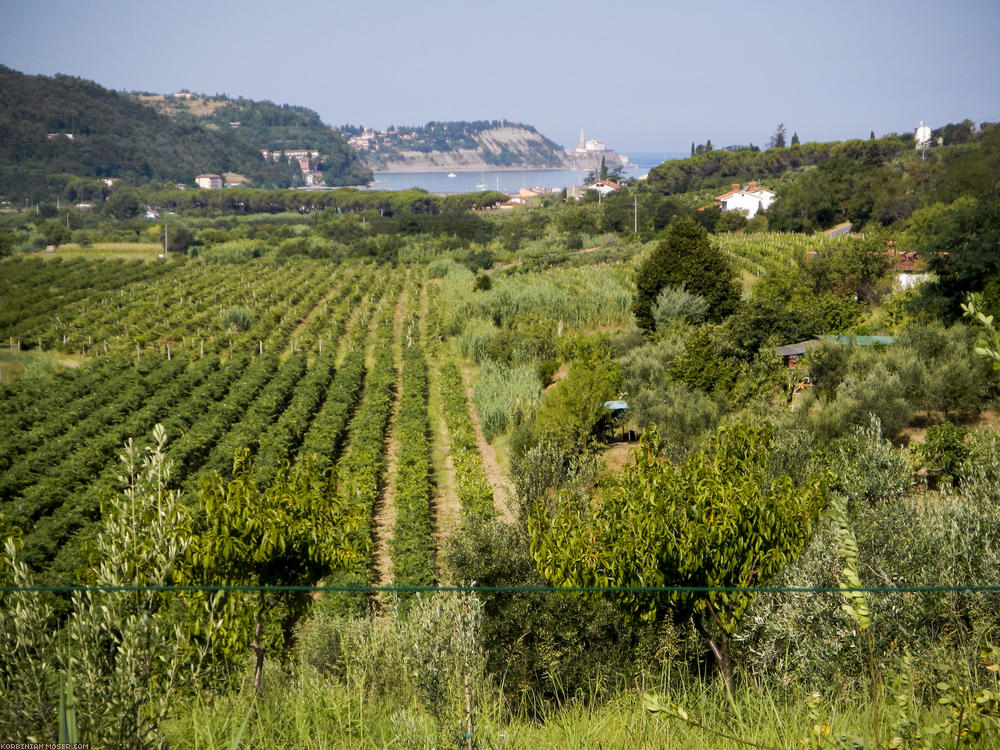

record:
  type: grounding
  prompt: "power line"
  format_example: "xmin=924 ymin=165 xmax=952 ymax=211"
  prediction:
xmin=4 ymin=583 xmax=1000 ymax=595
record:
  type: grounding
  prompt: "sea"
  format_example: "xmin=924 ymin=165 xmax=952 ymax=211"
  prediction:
xmin=363 ymin=151 xmax=685 ymax=194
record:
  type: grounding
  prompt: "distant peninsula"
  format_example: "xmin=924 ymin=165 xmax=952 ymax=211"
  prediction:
xmin=343 ymin=121 xmax=628 ymax=173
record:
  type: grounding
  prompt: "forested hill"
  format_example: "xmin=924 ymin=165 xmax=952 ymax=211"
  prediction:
xmin=646 ymin=136 xmax=914 ymax=195
xmin=0 ymin=67 xmax=306 ymax=196
xmin=134 ymin=92 xmax=372 ymax=186
xmin=343 ymin=120 xmax=571 ymax=171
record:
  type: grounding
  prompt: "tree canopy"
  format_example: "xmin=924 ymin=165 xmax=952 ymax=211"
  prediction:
xmin=632 ymin=217 xmax=740 ymax=331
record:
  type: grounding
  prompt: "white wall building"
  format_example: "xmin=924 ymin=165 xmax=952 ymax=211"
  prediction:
xmin=195 ymin=173 xmax=223 ymax=189
xmin=915 ymin=121 xmax=932 ymax=147
xmin=714 ymin=181 xmax=776 ymax=218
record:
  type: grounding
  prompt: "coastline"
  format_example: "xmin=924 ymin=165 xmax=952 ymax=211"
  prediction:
xmin=370 ymin=164 xmax=595 ymax=174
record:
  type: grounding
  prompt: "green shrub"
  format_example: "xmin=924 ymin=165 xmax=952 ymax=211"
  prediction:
xmin=652 ymin=284 xmax=709 ymax=328
xmin=914 ymin=422 xmax=969 ymax=487
xmin=221 ymin=306 xmax=254 ymax=332
xmin=297 ymin=592 xmax=484 ymax=733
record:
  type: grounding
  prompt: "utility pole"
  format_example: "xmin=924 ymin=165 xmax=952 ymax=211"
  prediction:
xmin=634 ymin=196 xmax=638 ymax=234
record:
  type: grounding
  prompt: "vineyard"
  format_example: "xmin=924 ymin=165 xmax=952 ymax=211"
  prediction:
xmin=717 ymin=231 xmax=836 ymax=279
xmin=0 ymin=255 xmax=511 ymax=590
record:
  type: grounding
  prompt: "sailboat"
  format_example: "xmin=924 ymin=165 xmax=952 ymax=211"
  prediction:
xmin=447 ymin=172 xmax=457 ymax=178
xmin=475 ymin=168 xmax=486 ymax=190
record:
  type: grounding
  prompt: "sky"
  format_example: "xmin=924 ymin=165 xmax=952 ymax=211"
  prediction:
xmin=2 ymin=0 xmax=999 ymax=153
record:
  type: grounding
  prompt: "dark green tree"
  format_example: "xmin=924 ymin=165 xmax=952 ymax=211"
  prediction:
xmin=770 ymin=123 xmax=787 ymax=149
xmin=102 ymin=188 xmax=142 ymax=219
xmin=913 ymin=198 xmax=1000 ymax=314
xmin=160 ymin=224 xmax=194 ymax=253
xmin=0 ymin=228 xmax=15 ymax=257
xmin=791 ymin=132 xmax=800 ymax=146
xmin=632 ymin=217 xmax=740 ymax=331
xmin=41 ymin=218 xmax=71 ymax=246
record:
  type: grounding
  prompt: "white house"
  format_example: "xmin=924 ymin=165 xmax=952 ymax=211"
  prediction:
xmin=914 ymin=121 xmax=932 ymax=147
xmin=587 ymin=180 xmax=621 ymax=196
xmin=195 ymin=174 xmax=223 ymax=190
xmin=714 ymin=181 xmax=776 ymax=218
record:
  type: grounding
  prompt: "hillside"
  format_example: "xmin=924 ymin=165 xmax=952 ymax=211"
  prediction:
xmin=135 ymin=92 xmax=372 ymax=186
xmin=345 ymin=120 xmax=624 ymax=172
xmin=0 ymin=67 xmax=311 ymax=197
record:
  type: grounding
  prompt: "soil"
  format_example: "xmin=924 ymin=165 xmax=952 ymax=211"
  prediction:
xmin=600 ymin=441 xmax=636 ymax=474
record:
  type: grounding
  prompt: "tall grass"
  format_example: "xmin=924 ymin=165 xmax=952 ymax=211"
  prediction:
xmin=161 ymin=650 xmax=1000 ymax=749
xmin=473 ymin=359 xmax=541 ymax=441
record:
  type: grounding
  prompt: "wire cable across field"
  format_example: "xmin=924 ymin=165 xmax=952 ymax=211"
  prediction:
xmin=4 ymin=583 xmax=1000 ymax=595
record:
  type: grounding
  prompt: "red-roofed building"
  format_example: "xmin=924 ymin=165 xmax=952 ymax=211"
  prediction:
xmin=714 ymin=180 xmax=776 ymax=218
xmin=587 ymin=180 xmax=621 ymax=196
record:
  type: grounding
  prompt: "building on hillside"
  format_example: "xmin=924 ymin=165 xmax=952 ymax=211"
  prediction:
xmin=517 ymin=187 xmax=549 ymax=200
xmin=914 ymin=121 xmax=932 ymax=147
xmin=195 ymin=174 xmax=223 ymax=189
xmin=574 ymin=129 xmax=609 ymax=154
xmin=714 ymin=181 xmax=776 ymax=218
xmin=587 ymin=180 xmax=621 ymax=196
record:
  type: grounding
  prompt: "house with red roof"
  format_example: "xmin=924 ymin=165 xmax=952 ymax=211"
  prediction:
xmin=714 ymin=180 xmax=776 ymax=218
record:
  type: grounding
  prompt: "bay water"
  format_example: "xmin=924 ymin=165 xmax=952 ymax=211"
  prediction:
xmin=364 ymin=151 xmax=684 ymax=194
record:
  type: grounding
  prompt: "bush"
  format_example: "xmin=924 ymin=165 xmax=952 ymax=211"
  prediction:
xmin=297 ymin=592 xmax=484 ymax=733
xmin=914 ymin=422 xmax=969 ymax=487
xmin=629 ymin=381 xmax=720 ymax=463
xmin=198 ymin=239 xmax=267 ymax=263
xmin=472 ymin=272 xmax=492 ymax=291
xmin=652 ymin=284 xmax=709 ymax=328
xmin=443 ymin=514 xmax=673 ymax=710
xmin=811 ymin=363 xmax=912 ymax=440
xmin=740 ymin=475 xmax=1000 ymax=693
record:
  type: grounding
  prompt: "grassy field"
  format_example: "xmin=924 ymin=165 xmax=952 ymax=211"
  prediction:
xmin=46 ymin=242 xmax=163 ymax=258
xmin=0 ymin=349 xmax=70 ymax=384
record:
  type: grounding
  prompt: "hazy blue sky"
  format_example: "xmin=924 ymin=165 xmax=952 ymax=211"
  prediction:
xmin=2 ymin=0 xmax=998 ymax=152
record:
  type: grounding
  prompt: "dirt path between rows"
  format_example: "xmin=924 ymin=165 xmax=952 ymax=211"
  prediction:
xmin=372 ymin=287 xmax=408 ymax=588
xmin=460 ymin=365 xmax=516 ymax=523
